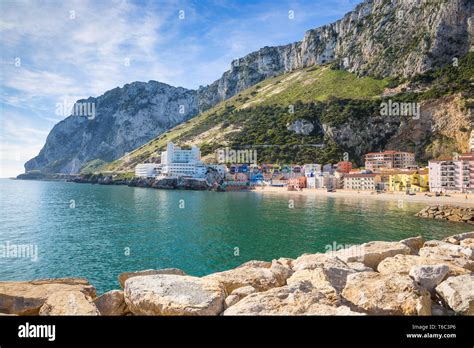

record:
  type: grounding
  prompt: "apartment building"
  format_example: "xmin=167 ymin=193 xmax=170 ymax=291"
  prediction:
xmin=429 ymin=153 xmax=474 ymax=193
xmin=343 ymin=174 xmax=381 ymax=191
xmin=365 ymin=151 xmax=415 ymax=171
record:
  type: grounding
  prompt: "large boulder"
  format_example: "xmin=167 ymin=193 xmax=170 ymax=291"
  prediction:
xmin=422 ymin=240 xmax=474 ymax=260
xmin=118 ymin=268 xmax=185 ymax=288
xmin=418 ymin=246 xmax=474 ymax=271
xmin=409 ymin=265 xmax=449 ymax=292
xmin=94 ymin=290 xmax=129 ymax=316
xmin=39 ymin=291 xmax=99 ymax=315
xmin=293 ymin=253 xmax=346 ymax=271
xmin=347 ymin=262 xmax=374 ymax=272
xmin=223 ymin=282 xmax=363 ymax=316
xmin=378 ymin=254 xmax=471 ymax=277
xmin=124 ymin=275 xmax=225 ymax=315
xmin=236 ymin=260 xmax=271 ymax=269
xmin=203 ymin=262 xmax=290 ymax=294
xmin=377 ymin=254 xmax=421 ymax=274
xmin=435 ymin=274 xmax=474 ymax=315
xmin=292 ymin=254 xmax=358 ymax=291
xmin=224 ymin=286 xmax=257 ymax=309
xmin=332 ymin=241 xmax=411 ymax=269
xmin=342 ymin=272 xmax=431 ymax=315
xmin=288 ymin=256 xmax=356 ymax=293
xmin=400 ymin=236 xmax=425 ymax=255
xmin=286 ymin=269 xmax=341 ymax=304
xmin=0 ymin=278 xmax=96 ymax=315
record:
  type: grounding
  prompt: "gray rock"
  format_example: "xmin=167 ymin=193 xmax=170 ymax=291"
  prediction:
xmin=436 ymin=274 xmax=474 ymax=315
xmin=124 ymin=275 xmax=226 ymax=316
xmin=409 ymin=265 xmax=449 ymax=292
xmin=334 ymin=241 xmax=411 ymax=269
xmin=118 ymin=268 xmax=186 ymax=288
xmin=287 ymin=119 xmax=315 ymax=135
xmin=400 ymin=236 xmax=425 ymax=255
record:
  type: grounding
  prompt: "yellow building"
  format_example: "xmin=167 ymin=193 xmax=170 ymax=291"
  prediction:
xmin=388 ymin=169 xmax=429 ymax=192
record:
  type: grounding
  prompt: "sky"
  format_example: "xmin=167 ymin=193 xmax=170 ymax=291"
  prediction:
xmin=0 ymin=0 xmax=362 ymax=178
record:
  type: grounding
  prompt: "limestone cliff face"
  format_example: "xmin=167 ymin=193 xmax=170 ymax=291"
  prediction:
xmin=25 ymin=81 xmax=198 ymax=174
xmin=203 ymin=0 xmax=473 ymax=103
xmin=25 ymin=0 xmax=473 ymax=174
xmin=323 ymin=94 xmax=472 ymax=165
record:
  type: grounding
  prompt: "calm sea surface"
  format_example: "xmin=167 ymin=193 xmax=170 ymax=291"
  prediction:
xmin=0 ymin=179 xmax=470 ymax=293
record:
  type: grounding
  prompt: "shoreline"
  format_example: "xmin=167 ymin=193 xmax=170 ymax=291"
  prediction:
xmin=11 ymin=177 xmax=474 ymax=207
xmin=252 ymin=186 xmax=474 ymax=207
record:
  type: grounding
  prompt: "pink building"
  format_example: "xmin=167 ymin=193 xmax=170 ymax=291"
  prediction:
xmin=429 ymin=153 xmax=474 ymax=193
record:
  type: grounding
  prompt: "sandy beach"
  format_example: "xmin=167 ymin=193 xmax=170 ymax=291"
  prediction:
xmin=252 ymin=186 xmax=474 ymax=207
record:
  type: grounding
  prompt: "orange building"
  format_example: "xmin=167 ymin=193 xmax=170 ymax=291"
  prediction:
xmin=337 ymin=161 xmax=352 ymax=173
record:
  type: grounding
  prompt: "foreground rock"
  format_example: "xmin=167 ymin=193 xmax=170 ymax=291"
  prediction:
xmin=124 ymin=275 xmax=225 ymax=315
xmin=400 ymin=236 xmax=425 ymax=255
xmin=333 ymin=241 xmax=411 ymax=269
xmin=435 ymin=274 xmax=474 ymax=315
xmin=39 ymin=291 xmax=99 ymax=315
xmin=290 ymin=254 xmax=357 ymax=292
xmin=378 ymin=254 xmax=471 ymax=277
xmin=423 ymin=240 xmax=474 ymax=259
xmin=0 ymin=278 xmax=96 ymax=315
xmin=342 ymin=272 xmax=431 ymax=315
xmin=224 ymin=286 xmax=257 ymax=309
xmin=203 ymin=261 xmax=291 ymax=294
xmin=94 ymin=290 xmax=129 ymax=316
xmin=409 ymin=265 xmax=449 ymax=292
xmin=223 ymin=282 xmax=363 ymax=316
xmin=418 ymin=245 xmax=474 ymax=272
xmin=118 ymin=268 xmax=186 ymax=288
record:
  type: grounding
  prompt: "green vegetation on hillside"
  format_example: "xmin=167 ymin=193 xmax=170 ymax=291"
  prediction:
xmin=97 ymin=53 xmax=473 ymax=173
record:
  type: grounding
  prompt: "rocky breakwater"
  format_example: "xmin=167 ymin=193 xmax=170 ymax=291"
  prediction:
xmin=71 ymin=171 xmax=224 ymax=191
xmin=1 ymin=232 xmax=473 ymax=316
xmin=416 ymin=205 xmax=474 ymax=224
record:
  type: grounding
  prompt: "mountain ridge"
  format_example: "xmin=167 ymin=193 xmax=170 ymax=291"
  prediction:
xmin=24 ymin=0 xmax=474 ymax=174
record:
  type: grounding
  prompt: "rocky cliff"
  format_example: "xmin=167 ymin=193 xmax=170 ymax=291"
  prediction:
xmin=25 ymin=82 xmax=199 ymax=174
xmin=201 ymin=0 xmax=473 ymax=106
xmin=25 ymin=0 xmax=473 ymax=174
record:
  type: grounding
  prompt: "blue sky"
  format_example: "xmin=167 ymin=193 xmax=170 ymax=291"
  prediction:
xmin=0 ymin=0 xmax=361 ymax=177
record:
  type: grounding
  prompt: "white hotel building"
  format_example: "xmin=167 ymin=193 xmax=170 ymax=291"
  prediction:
xmin=135 ymin=142 xmax=225 ymax=179
xmin=161 ymin=142 xmax=207 ymax=177
xmin=135 ymin=163 xmax=161 ymax=178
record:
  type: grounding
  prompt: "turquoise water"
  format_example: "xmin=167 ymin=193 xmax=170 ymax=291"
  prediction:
xmin=0 ymin=179 xmax=471 ymax=293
